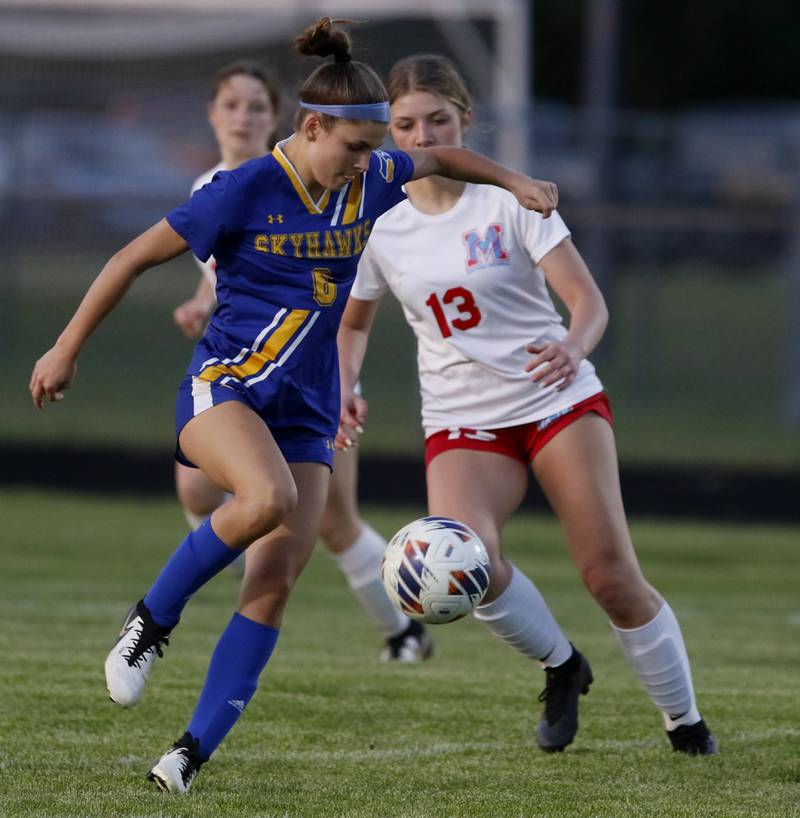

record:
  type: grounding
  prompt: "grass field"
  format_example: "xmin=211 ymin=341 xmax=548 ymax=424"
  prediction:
xmin=1 ymin=489 xmax=798 ymax=817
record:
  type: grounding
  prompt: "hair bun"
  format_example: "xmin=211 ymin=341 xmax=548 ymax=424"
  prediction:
xmin=295 ymin=16 xmax=352 ymax=63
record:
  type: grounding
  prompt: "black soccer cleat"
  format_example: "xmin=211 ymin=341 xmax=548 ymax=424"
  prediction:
xmin=667 ymin=717 xmax=719 ymax=756
xmin=535 ymin=645 xmax=593 ymax=752
xmin=380 ymin=620 xmax=434 ymax=662
xmin=147 ymin=732 xmax=207 ymax=794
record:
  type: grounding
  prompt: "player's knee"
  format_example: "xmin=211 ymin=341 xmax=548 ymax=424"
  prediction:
xmin=176 ymin=475 xmax=224 ymax=516
xmin=178 ymin=486 xmax=221 ymax=517
xmin=236 ymin=486 xmax=297 ymax=540
xmin=319 ymin=514 xmax=361 ymax=552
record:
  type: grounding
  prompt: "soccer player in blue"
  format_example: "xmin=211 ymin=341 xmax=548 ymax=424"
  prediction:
xmin=29 ymin=17 xmax=559 ymax=794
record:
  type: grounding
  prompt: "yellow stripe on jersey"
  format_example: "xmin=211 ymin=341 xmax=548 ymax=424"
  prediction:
xmin=341 ymin=173 xmax=363 ymax=225
xmin=272 ymin=143 xmax=330 ymax=215
xmin=197 ymin=309 xmax=310 ymax=383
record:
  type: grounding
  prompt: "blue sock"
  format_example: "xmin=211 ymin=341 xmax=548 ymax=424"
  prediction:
xmin=186 ymin=613 xmax=279 ymax=759
xmin=143 ymin=518 xmax=240 ymax=628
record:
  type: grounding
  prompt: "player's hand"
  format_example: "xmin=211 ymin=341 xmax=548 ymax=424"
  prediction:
xmin=29 ymin=347 xmax=78 ymax=410
xmin=336 ymin=391 xmax=368 ymax=450
xmin=510 ymin=175 xmax=558 ymax=218
xmin=524 ymin=339 xmax=583 ymax=390
xmin=173 ymin=297 xmax=211 ymax=339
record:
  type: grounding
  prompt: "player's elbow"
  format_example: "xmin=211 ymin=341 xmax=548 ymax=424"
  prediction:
xmin=597 ymin=295 xmax=609 ymax=334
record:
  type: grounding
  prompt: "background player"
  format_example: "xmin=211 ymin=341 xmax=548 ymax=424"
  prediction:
xmin=173 ymin=59 xmax=429 ymax=662
xmin=338 ymin=54 xmax=717 ymax=756
xmin=29 ymin=21 xmax=559 ymax=793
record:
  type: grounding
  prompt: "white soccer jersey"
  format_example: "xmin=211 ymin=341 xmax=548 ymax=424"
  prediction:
xmin=353 ymin=183 xmax=604 ymax=436
xmin=190 ymin=162 xmax=225 ymax=284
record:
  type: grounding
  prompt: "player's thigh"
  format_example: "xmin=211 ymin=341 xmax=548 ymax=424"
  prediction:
xmin=531 ymin=412 xmax=639 ymax=573
xmin=174 ymin=461 xmax=225 ymax=512
xmin=320 ymin=447 xmax=361 ymax=551
xmin=239 ymin=463 xmax=330 ymax=612
xmin=178 ymin=400 xmax=293 ymax=498
xmin=426 ymin=449 xmax=528 ymax=558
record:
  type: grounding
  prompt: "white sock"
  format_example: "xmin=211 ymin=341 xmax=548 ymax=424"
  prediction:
xmin=473 ymin=564 xmax=572 ymax=666
xmin=333 ymin=524 xmax=408 ymax=637
xmin=612 ymin=601 xmax=701 ymax=729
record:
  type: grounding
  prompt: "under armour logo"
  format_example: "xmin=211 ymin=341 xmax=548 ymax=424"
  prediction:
xmin=267 ymin=214 xmax=284 ymax=224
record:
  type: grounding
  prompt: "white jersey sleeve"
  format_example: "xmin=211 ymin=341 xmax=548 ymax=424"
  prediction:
xmin=190 ymin=163 xmax=226 ymax=284
xmin=517 ymin=205 xmax=571 ymax=265
xmin=352 ymin=240 xmax=390 ymax=301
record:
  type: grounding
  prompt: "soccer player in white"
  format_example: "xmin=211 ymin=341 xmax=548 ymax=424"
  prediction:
xmin=172 ymin=60 xmax=431 ymax=662
xmin=339 ymin=54 xmax=717 ymax=755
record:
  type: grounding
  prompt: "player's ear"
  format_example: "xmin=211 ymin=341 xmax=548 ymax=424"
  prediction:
xmin=303 ymin=113 xmax=323 ymax=142
xmin=461 ymin=107 xmax=473 ymax=133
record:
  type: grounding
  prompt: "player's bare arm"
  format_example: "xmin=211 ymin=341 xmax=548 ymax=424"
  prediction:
xmin=336 ymin=296 xmax=382 ymax=447
xmin=30 ymin=219 xmax=189 ymax=409
xmin=524 ymin=238 xmax=609 ymax=390
xmin=405 ymin=146 xmax=558 ymax=217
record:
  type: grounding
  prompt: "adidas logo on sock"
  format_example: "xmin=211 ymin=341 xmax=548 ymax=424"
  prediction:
xmin=227 ymin=699 xmax=245 ymax=713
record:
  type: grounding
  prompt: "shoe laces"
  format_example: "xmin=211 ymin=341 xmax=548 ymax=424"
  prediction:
xmin=172 ymin=732 xmax=205 ymax=786
xmin=124 ymin=619 xmax=170 ymax=668
xmin=537 ymin=663 xmax=575 ymax=724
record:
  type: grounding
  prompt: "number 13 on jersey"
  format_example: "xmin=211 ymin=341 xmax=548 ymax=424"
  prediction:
xmin=425 ymin=287 xmax=482 ymax=338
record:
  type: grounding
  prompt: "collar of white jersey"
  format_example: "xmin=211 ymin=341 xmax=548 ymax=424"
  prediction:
xmin=272 ymin=137 xmax=331 ymax=215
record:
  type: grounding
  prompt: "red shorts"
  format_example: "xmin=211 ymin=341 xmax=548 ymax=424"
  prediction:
xmin=424 ymin=392 xmax=613 ymax=468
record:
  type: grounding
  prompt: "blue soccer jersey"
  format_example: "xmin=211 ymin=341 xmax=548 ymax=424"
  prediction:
xmin=168 ymin=138 xmax=414 ymax=463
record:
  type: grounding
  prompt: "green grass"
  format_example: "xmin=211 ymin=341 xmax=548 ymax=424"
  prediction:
xmin=5 ymin=253 xmax=800 ymax=467
xmin=1 ymin=489 xmax=798 ymax=817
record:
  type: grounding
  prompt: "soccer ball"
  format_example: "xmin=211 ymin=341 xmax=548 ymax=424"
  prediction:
xmin=381 ymin=516 xmax=491 ymax=624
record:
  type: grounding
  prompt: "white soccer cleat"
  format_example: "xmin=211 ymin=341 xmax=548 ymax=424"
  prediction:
xmin=147 ymin=733 xmax=206 ymax=794
xmin=104 ymin=600 xmax=171 ymax=708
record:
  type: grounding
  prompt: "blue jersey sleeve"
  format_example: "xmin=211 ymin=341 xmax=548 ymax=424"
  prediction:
xmin=367 ymin=149 xmax=414 ymax=217
xmin=166 ymin=169 xmax=245 ymax=262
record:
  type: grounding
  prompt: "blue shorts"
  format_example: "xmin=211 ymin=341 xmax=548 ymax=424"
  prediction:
xmin=174 ymin=375 xmax=335 ymax=470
